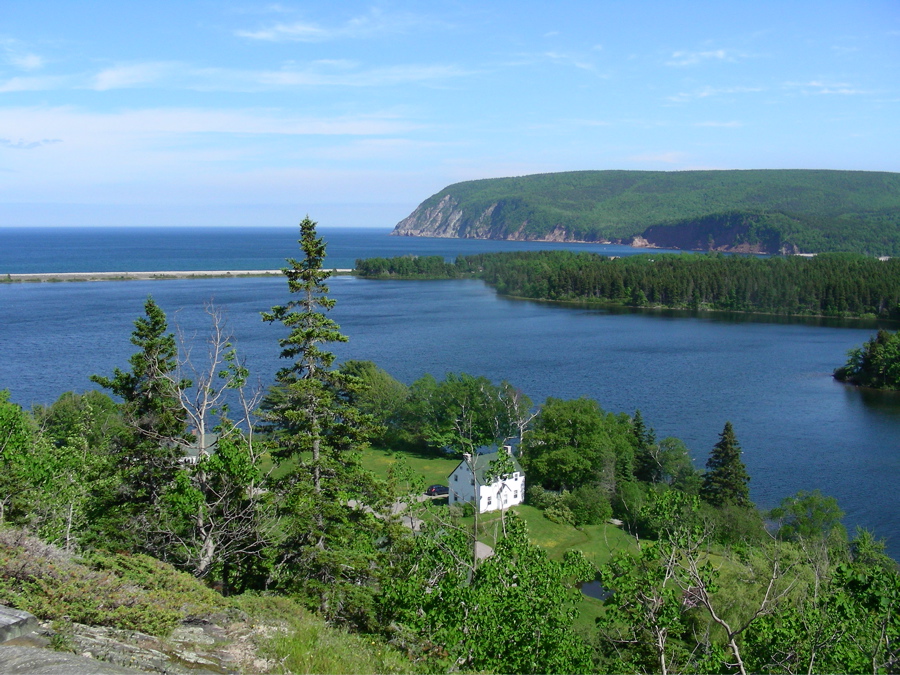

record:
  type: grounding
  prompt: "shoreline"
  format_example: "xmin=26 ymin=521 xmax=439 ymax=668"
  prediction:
xmin=1 ymin=269 xmax=354 ymax=283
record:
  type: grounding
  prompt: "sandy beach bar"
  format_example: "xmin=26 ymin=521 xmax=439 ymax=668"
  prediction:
xmin=2 ymin=269 xmax=354 ymax=283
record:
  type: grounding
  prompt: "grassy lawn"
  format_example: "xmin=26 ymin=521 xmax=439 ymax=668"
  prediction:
xmin=465 ymin=505 xmax=636 ymax=567
xmin=359 ymin=446 xmax=459 ymax=490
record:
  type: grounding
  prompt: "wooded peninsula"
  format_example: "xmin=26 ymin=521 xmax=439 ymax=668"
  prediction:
xmin=393 ymin=169 xmax=900 ymax=256
xmin=356 ymin=250 xmax=900 ymax=320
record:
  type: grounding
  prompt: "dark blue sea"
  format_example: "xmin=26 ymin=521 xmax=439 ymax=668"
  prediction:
xmin=2 ymin=226 xmax=899 ymax=556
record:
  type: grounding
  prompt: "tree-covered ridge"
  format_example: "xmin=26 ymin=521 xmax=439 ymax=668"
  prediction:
xmin=357 ymin=250 xmax=900 ymax=320
xmin=835 ymin=329 xmax=900 ymax=390
xmin=393 ymin=169 xmax=900 ymax=255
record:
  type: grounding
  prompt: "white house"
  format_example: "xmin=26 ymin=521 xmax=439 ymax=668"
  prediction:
xmin=448 ymin=445 xmax=525 ymax=513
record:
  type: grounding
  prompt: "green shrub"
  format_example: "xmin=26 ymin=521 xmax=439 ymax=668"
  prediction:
xmin=526 ymin=485 xmax=562 ymax=510
xmin=562 ymin=485 xmax=613 ymax=526
xmin=0 ymin=527 xmax=225 ymax=637
xmin=544 ymin=503 xmax=576 ymax=527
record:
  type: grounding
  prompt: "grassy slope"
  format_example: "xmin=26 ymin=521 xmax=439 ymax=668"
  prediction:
xmin=407 ymin=169 xmax=900 ymax=254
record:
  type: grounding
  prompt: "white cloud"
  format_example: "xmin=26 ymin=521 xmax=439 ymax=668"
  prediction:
xmin=91 ymin=63 xmax=177 ymax=90
xmin=11 ymin=59 xmax=469 ymax=93
xmin=668 ymin=85 xmax=764 ymax=103
xmin=0 ymin=106 xmax=419 ymax=142
xmin=235 ymin=8 xmax=437 ymax=43
xmin=1 ymin=39 xmax=44 ymax=71
xmin=783 ymin=80 xmax=871 ymax=95
xmin=666 ymin=49 xmax=746 ymax=67
xmin=543 ymin=51 xmax=598 ymax=72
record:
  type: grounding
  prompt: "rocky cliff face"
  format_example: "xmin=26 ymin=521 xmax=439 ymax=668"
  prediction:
xmin=393 ymin=197 xmax=605 ymax=242
xmin=393 ymin=199 xmax=792 ymax=253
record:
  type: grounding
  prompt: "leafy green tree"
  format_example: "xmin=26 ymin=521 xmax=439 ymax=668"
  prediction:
xmin=745 ymin=553 xmax=900 ymax=674
xmin=258 ymin=217 xmax=386 ymax=622
xmin=338 ymin=360 xmax=408 ymax=444
xmin=378 ymin=514 xmax=594 ymax=674
xmin=0 ymin=391 xmax=50 ymax=525
xmin=521 ymin=397 xmax=633 ymax=492
xmin=701 ymin=421 xmax=751 ymax=508
xmin=770 ymin=489 xmax=846 ymax=545
xmin=404 ymin=372 xmax=530 ymax=455
xmin=33 ymin=390 xmax=125 ymax=452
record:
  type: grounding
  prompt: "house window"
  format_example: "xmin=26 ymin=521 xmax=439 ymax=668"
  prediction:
xmin=513 ymin=490 xmax=518 ymax=499
xmin=471 ymin=479 xmax=475 ymax=486
xmin=454 ymin=474 xmax=458 ymax=481
xmin=487 ymin=496 xmax=492 ymax=506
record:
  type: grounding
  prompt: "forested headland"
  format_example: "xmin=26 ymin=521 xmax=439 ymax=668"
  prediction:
xmin=356 ymin=250 xmax=900 ymax=320
xmin=392 ymin=169 xmax=900 ymax=256
xmin=3 ymin=221 xmax=900 ymax=674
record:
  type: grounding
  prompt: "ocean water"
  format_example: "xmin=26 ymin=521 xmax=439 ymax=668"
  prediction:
xmin=2 ymin=227 xmax=899 ymax=556
xmin=0 ymin=225 xmax=686 ymax=274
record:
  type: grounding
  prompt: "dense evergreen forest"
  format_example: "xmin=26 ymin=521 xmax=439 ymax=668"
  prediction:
xmin=356 ymin=250 xmax=900 ymax=320
xmin=3 ymin=222 xmax=900 ymax=674
xmin=393 ymin=169 xmax=900 ymax=256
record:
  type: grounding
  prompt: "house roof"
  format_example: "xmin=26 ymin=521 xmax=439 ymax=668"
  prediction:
xmin=451 ymin=446 xmax=524 ymax=485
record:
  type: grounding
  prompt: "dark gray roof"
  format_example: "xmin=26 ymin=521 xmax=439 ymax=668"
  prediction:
xmin=452 ymin=447 xmax=524 ymax=485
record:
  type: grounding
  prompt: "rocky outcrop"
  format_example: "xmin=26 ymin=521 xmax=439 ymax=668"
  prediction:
xmin=0 ymin=612 xmax=275 ymax=675
xmin=394 ymin=199 xmax=793 ymax=253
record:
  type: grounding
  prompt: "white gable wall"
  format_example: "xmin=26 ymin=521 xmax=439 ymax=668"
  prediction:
xmin=448 ymin=459 xmax=525 ymax=513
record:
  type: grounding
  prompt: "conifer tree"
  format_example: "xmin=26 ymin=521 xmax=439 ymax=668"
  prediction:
xmin=701 ymin=421 xmax=751 ymax=508
xmin=259 ymin=217 xmax=382 ymax=621
xmin=91 ymin=297 xmax=188 ymax=505
xmin=90 ymin=297 xmax=189 ymax=552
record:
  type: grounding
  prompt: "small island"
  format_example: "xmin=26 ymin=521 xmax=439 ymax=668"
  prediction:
xmin=834 ymin=329 xmax=900 ymax=390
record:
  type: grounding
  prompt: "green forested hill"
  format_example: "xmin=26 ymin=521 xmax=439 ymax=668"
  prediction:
xmin=392 ymin=170 xmax=900 ymax=255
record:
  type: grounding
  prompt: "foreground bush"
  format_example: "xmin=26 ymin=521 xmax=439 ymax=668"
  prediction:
xmin=0 ymin=527 xmax=226 ymax=636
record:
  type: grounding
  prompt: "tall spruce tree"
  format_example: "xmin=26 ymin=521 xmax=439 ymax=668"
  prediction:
xmin=91 ymin=299 xmax=187 ymax=498
xmin=259 ymin=217 xmax=383 ymax=622
xmin=701 ymin=421 xmax=751 ymax=507
xmin=90 ymin=297 xmax=189 ymax=551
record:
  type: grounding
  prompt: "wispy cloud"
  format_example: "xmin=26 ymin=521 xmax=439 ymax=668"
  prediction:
xmin=1 ymin=38 xmax=44 ymax=71
xmin=0 ymin=106 xmax=419 ymax=140
xmin=91 ymin=62 xmax=179 ymax=90
xmin=666 ymin=49 xmax=747 ymax=67
xmin=668 ymin=85 xmax=764 ymax=103
xmin=0 ymin=137 xmax=61 ymax=150
xmin=0 ymin=75 xmax=70 ymax=92
xmin=235 ymin=8 xmax=439 ymax=42
xmin=543 ymin=51 xmax=599 ymax=72
xmin=783 ymin=80 xmax=871 ymax=95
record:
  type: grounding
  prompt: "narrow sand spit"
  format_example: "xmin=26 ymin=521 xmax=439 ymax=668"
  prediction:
xmin=3 ymin=269 xmax=353 ymax=282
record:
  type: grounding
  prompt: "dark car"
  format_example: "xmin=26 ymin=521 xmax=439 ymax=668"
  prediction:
xmin=426 ymin=484 xmax=449 ymax=496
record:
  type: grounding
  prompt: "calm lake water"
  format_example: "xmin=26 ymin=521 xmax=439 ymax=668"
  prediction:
xmin=2 ymin=227 xmax=899 ymax=556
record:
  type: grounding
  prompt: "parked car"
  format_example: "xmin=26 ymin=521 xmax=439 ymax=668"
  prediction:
xmin=426 ymin=484 xmax=449 ymax=496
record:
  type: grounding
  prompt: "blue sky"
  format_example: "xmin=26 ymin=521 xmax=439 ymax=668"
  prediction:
xmin=1 ymin=1 xmax=898 ymax=227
